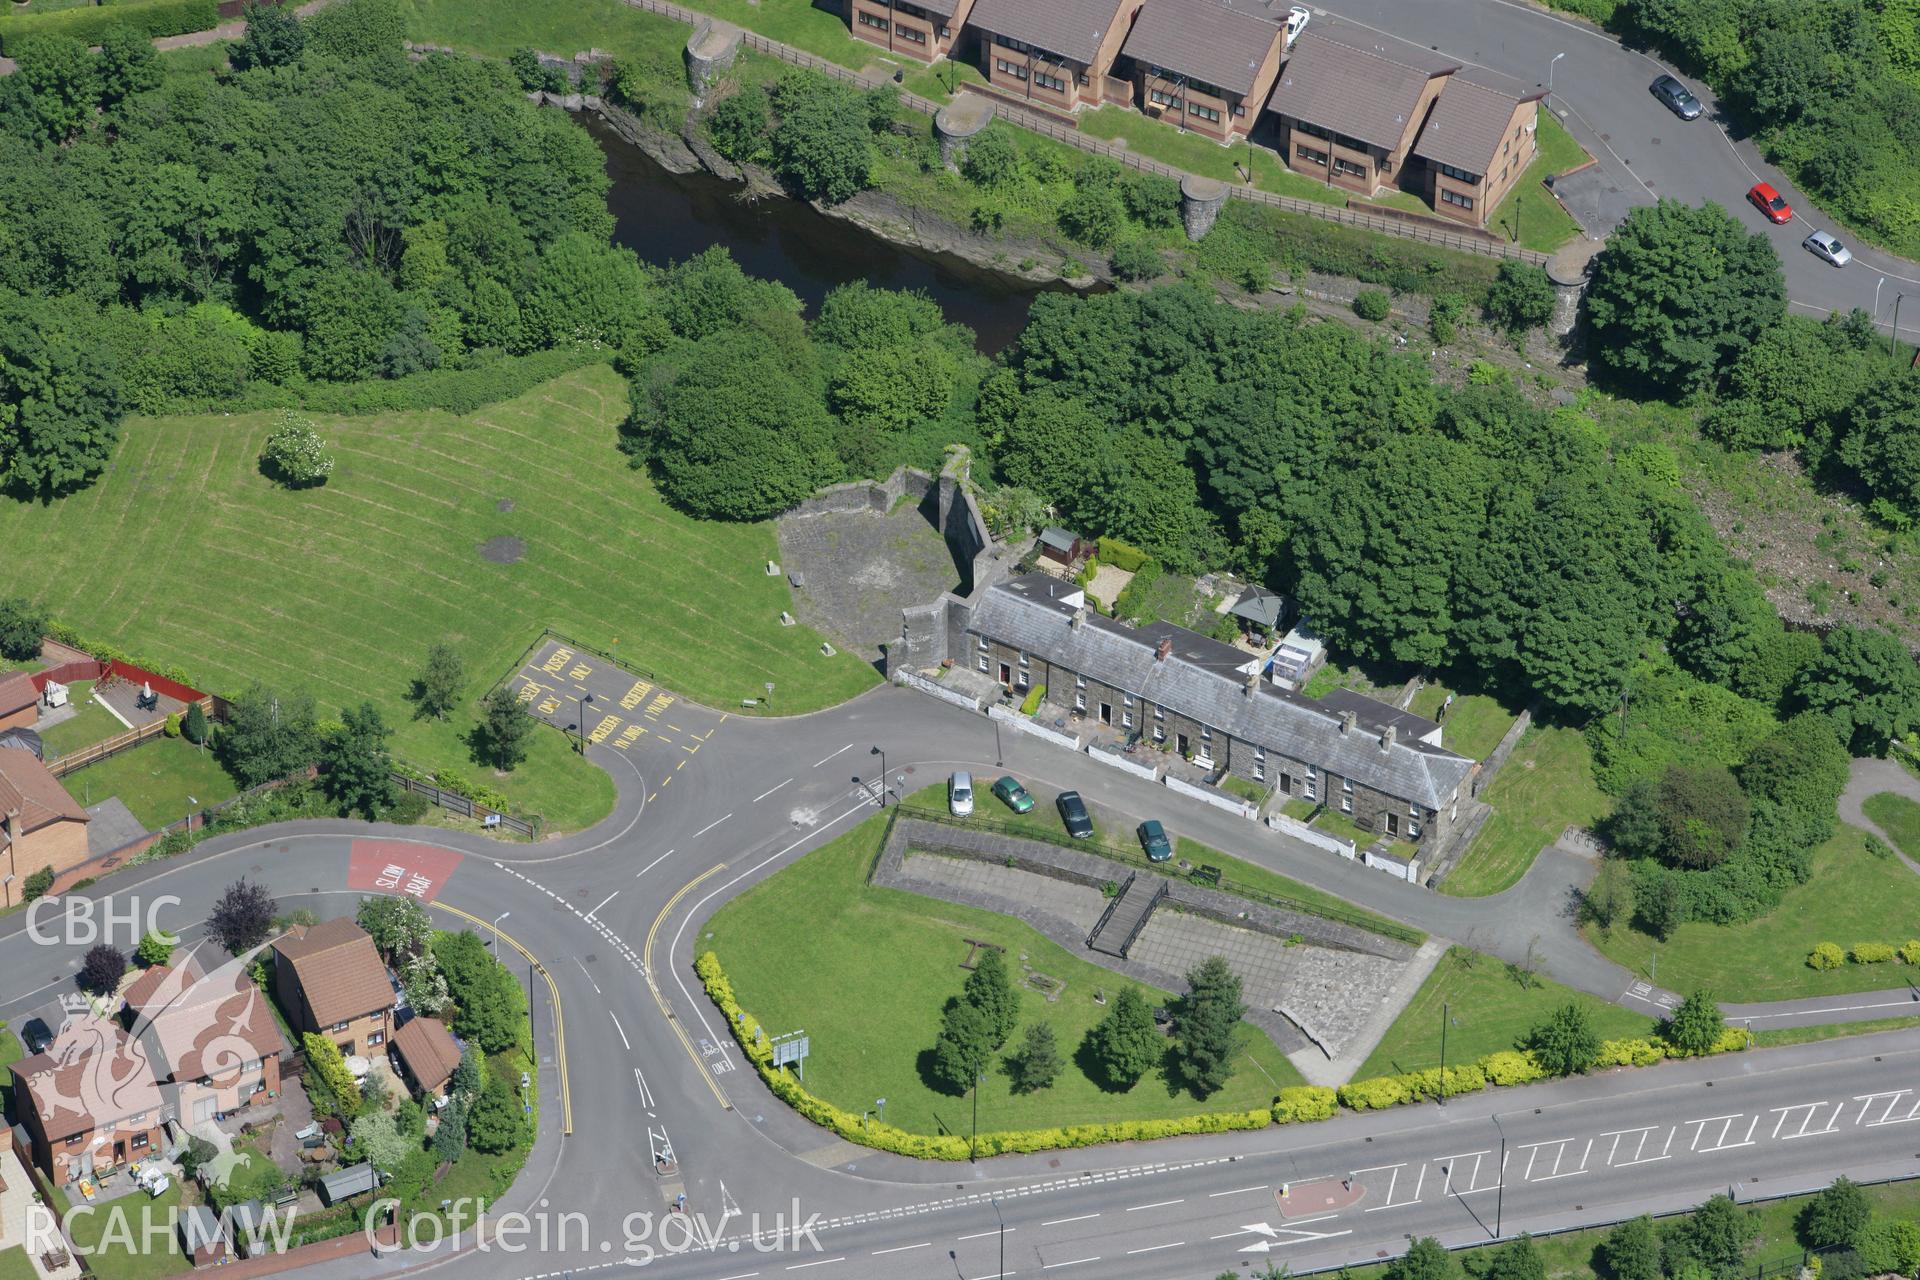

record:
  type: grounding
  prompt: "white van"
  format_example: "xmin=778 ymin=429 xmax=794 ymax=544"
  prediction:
xmin=949 ymin=771 xmax=974 ymax=817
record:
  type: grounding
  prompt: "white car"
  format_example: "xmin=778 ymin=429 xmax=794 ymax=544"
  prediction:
xmin=949 ymin=771 xmax=974 ymax=817
xmin=1285 ymin=5 xmax=1311 ymax=47
xmin=1803 ymin=230 xmax=1852 ymax=267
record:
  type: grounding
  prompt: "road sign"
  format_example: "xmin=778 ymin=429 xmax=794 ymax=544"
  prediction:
xmin=771 ymin=1030 xmax=810 ymax=1080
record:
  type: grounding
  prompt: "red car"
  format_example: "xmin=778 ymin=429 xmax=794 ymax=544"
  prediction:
xmin=1747 ymin=182 xmax=1793 ymax=224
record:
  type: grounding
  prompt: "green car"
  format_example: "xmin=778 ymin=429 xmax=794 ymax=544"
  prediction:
xmin=992 ymin=775 xmax=1036 ymax=813
xmin=1138 ymin=819 xmax=1173 ymax=863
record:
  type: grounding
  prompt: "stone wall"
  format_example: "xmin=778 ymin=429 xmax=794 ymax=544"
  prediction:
xmin=785 ymin=466 xmax=933 ymax=519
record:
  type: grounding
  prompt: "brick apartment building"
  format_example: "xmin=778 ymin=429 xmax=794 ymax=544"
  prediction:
xmin=271 ymin=918 xmax=395 ymax=1057
xmin=967 ymin=0 xmax=1143 ymax=112
xmin=1266 ymin=24 xmax=1458 ymax=200
xmin=1119 ymin=0 xmax=1286 ymax=143
xmin=124 ymin=959 xmax=285 ymax=1125
xmin=16 ymin=1014 xmax=168 ymax=1187
xmin=848 ymin=0 xmax=977 ymax=63
xmin=1409 ymin=66 xmax=1543 ymax=226
xmin=967 ymin=574 xmax=1474 ymax=847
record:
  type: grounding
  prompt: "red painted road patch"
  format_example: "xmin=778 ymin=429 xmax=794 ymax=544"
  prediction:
xmin=348 ymin=840 xmax=463 ymax=902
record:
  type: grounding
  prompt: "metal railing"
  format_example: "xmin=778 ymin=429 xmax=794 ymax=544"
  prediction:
xmin=1085 ymin=870 xmax=1135 ymax=948
xmin=1116 ymin=879 xmax=1168 ymax=958
xmin=618 ymin=0 xmax=1551 ymax=265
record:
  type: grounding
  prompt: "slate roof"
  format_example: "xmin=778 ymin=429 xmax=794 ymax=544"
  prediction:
xmin=1121 ymin=0 xmax=1283 ymax=97
xmin=0 ymin=747 xmax=87 ymax=833
xmin=969 ymin=0 xmax=1134 ymax=65
xmin=1267 ymin=23 xmax=1459 ymax=151
xmin=318 ymin=1163 xmax=378 ymax=1205
xmin=392 ymin=1017 xmax=462 ymax=1094
xmin=1412 ymin=66 xmax=1541 ymax=175
xmin=0 ymin=672 xmax=34 ymax=717
xmin=972 ymin=574 xmax=1474 ymax=808
xmin=272 ymin=919 xmax=394 ymax=1030
xmin=1317 ymin=687 xmax=1443 ymax=747
xmin=17 ymin=1017 xmax=165 ymax=1143
xmin=180 ymin=1205 xmax=227 ymax=1256
xmin=908 ymin=0 xmax=963 ymax=17
xmin=1229 ymin=586 xmax=1288 ymax=628
xmin=126 ymin=959 xmax=284 ymax=1084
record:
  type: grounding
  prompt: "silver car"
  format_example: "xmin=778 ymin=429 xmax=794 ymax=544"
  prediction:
xmin=1803 ymin=230 xmax=1852 ymax=267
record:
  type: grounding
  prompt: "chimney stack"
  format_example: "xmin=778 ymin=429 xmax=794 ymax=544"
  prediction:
xmin=1071 ymin=605 xmax=1087 ymax=629
xmin=1381 ymin=725 xmax=1397 ymax=753
xmin=1244 ymin=670 xmax=1258 ymax=697
xmin=1155 ymin=637 xmax=1172 ymax=662
xmin=1340 ymin=710 xmax=1356 ymax=734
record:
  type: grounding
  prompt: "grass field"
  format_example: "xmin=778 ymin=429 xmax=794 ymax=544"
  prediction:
xmin=1488 ymin=112 xmax=1589 ymax=252
xmin=1862 ymin=791 xmax=1920 ymax=856
xmin=406 ymin=0 xmax=694 ymax=64
xmin=1355 ymin=946 xmax=1656 ymax=1080
xmin=1442 ymin=724 xmax=1610 ymax=897
xmin=0 ymin=1249 xmax=36 ymax=1280
xmin=53 ymin=1178 xmax=190 ymax=1280
xmin=61 ymin=738 xmax=240 ymax=831
xmin=1590 ymin=825 xmax=1920 ymax=1000
xmin=0 ymin=367 xmax=877 ymax=831
xmin=705 ymin=815 xmax=1304 ymax=1137
xmin=1173 ymin=837 xmax=1420 ymax=941
xmin=1075 ymin=108 xmax=1347 ymax=208
xmin=1408 ymin=685 xmax=1518 ymax=762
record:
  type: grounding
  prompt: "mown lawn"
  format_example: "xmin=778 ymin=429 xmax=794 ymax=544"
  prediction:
xmin=1488 ymin=112 xmax=1589 ymax=252
xmin=0 ymin=1249 xmax=36 ymax=1280
xmin=1590 ymin=825 xmax=1920 ymax=1000
xmin=1408 ymin=685 xmax=1518 ymax=761
xmin=59 ymin=738 xmax=240 ymax=831
xmin=57 ymin=1178 xmax=190 ymax=1280
xmin=0 ymin=367 xmax=877 ymax=831
xmin=406 ymin=0 xmax=693 ymax=63
xmin=1442 ymin=724 xmax=1610 ymax=897
xmin=705 ymin=815 xmax=1304 ymax=1138
xmin=1355 ymin=946 xmax=1654 ymax=1081
xmin=1862 ymin=790 xmax=1920 ymax=856
xmin=1074 ymin=108 xmax=1346 ymax=208
xmin=39 ymin=680 xmax=123 ymax=758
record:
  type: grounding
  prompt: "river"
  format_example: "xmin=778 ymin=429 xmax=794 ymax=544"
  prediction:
xmin=588 ymin=116 xmax=1065 ymax=354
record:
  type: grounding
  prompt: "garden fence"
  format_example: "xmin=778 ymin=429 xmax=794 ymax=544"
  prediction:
xmin=392 ymin=774 xmax=537 ymax=837
xmin=621 ymin=0 xmax=1549 ymax=265
xmin=48 ymin=699 xmax=217 ymax=778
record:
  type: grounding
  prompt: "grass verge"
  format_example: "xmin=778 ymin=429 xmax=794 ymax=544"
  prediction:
xmin=1408 ymin=685 xmax=1519 ymax=761
xmin=1442 ymin=724 xmax=1609 ymax=897
xmin=704 ymin=815 xmax=1304 ymax=1137
xmin=60 ymin=738 xmax=239 ymax=831
xmin=1487 ymin=112 xmax=1588 ymax=252
xmin=1861 ymin=791 xmax=1920 ymax=856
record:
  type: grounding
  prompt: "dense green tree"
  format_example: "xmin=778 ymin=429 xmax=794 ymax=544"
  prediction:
xmin=1663 ymin=988 xmax=1725 ymax=1054
xmin=466 ymin=1074 xmax=525 ymax=1154
xmin=767 ymin=71 xmax=873 ymax=204
xmin=1387 ymin=1237 xmax=1452 ymax=1280
xmin=431 ymin=1095 xmax=469 ymax=1162
xmin=435 ymin=929 xmax=528 ymax=1053
xmin=1527 ymin=1003 xmax=1601 ymax=1076
xmin=320 ymin=701 xmax=396 ymax=819
xmin=97 ymin=28 xmax=161 ymax=110
xmin=1601 ymin=1216 xmax=1663 ymax=1280
xmin=1109 ymin=238 xmax=1162 ymax=282
xmin=1172 ymin=956 xmax=1244 ymax=1098
xmin=260 ymin=412 xmax=334 ymax=487
xmin=413 ymin=641 xmax=466 ymax=722
xmin=136 ymin=929 xmax=174 ymax=968
xmin=1119 ymin=172 xmax=1182 ymax=228
xmin=1006 ymin=1022 xmax=1062 ymax=1094
xmin=705 ymin=85 xmax=770 ymax=163
xmin=1083 ymin=985 xmax=1160 ymax=1089
xmin=1058 ymin=180 xmax=1123 ymax=248
xmin=1485 ymin=1235 xmax=1547 ymax=1280
xmin=1582 ymin=858 xmax=1635 ymax=934
xmin=297 ymin=268 xmax=416 ymax=382
xmin=657 ymin=246 xmax=803 ymax=340
xmin=960 ymin=125 xmax=1021 ymax=189
xmin=14 ymin=35 xmax=100 ymax=144
xmin=1838 ymin=367 xmax=1920 ymax=522
xmin=182 ymin=700 xmax=209 ymax=746
xmin=812 ymin=281 xmax=947 ymax=351
xmin=0 ymin=291 xmax=127 ymax=495
xmin=231 ymin=1 xmax=307 ymax=70
xmin=0 ymin=597 xmax=47 ymax=661
xmin=1583 ymin=199 xmax=1786 ymax=395
xmin=1801 ymin=1177 xmax=1871 ymax=1251
xmin=1738 ymin=712 xmax=1852 ymax=816
xmin=1670 ymin=566 xmax=1784 ymax=699
xmin=929 ymin=998 xmax=996 ymax=1095
xmin=963 ymin=948 xmax=1021 ymax=1049
xmin=1607 ymin=764 xmax=1750 ymax=869
xmin=1704 ymin=315 xmax=1873 ymax=455
xmin=1792 ymin=623 xmax=1920 ymax=755
xmin=303 ymin=0 xmax=405 ymax=63
xmin=991 ymin=389 xmax=1113 ymax=507
xmin=519 ymin=232 xmax=666 ymax=354
xmin=1483 ymin=261 xmax=1555 ymax=332
xmin=1662 ymin=1194 xmax=1752 ymax=1277
xmin=208 ymin=879 xmax=276 ymax=954
xmin=347 ymin=1110 xmax=414 ymax=1173
xmin=219 ymin=683 xmax=321 ymax=786
xmin=477 ymin=683 xmax=532 ymax=771
xmin=356 ymin=896 xmax=433 ymax=961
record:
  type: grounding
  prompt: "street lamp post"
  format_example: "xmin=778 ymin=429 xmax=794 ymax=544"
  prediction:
xmin=971 ymin=1071 xmax=983 ymax=1161
xmin=1491 ymin=1112 xmax=1508 ymax=1238
xmin=1894 ymin=293 xmax=1915 ymax=365
xmin=1546 ymin=52 xmax=1566 ymax=106
xmin=1876 ymin=275 xmax=1888 ymax=326
xmin=870 ymin=745 xmax=887 ymax=806
xmin=990 ymin=1195 xmax=1006 ymax=1280
xmin=491 ymin=910 xmax=511 ymax=954
xmin=1439 ymin=999 xmax=1449 ymax=1107
xmin=579 ymin=693 xmax=594 ymax=754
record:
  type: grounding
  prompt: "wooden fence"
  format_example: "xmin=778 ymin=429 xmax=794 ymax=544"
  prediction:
xmin=620 ymin=0 xmax=1550 ymax=266
xmin=48 ymin=699 xmax=216 ymax=777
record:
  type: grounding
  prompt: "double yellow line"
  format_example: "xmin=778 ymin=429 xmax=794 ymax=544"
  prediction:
xmin=645 ymin=863 xmax=733 ymax=1110
xmin=434 ymin=901 xmax=572 ymax=1136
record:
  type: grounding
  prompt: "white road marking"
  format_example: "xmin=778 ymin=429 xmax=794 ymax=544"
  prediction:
xmin=871 ymin=1243 xmax=930 ymax=1255
xmin=1208 ymin=1186 xmax=1268 ymax=1198
xmin=609 ymin=1011 xmax=631 ymax=1051
xmin=784 ymin=1259 xmax=843 ymax=1271
xmin=813 ymin=744 xmax=854 ymax=767
xmin=634 ymin=1068 xmax=655 ymax=1110
xmin=1125 ymin=1199 xmax=1183 ymax=1212
xmin=1041 ymin=1260 xmax=1098 ymax=1271
xmin=755 ymin=779 xmax=793 ymax=802
xmin=959 ymin=1229 xmax=1016 ymax=1241
xmin=1126 ymin=1242 xmax=1183 ymax=1255
xmin=693 ymin=813 xmax=733 ymax=838
xmin=586 ymin=889 xmax=620 ymax=918
xmin=572 ymin=956 xmax=601 ymax=995
xmin=634 ymin=848 xmax=675 ymax=879
xmin=1042 ymin=1215 xmax=1099 ymax=1227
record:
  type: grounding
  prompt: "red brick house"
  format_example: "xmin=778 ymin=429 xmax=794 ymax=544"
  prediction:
xmin=124 ymin=959 xmax=285 ymax=1125
xmin=16 ymin=1013 xmax=167 ymax=1187
xmin=1120 ymin=0 xmax=1286 ymax=143
xmin=1410 ymin=67 xmax=1543 ymax=227
xmin=847 ymin=0 xmax=976 ymax=64
xmin=1266 ymin=22 xmax=1458 ymax=198
xmin=391 ymin=1016 xmax=463 ymax=1099
xmin=0 ymin=672 xmax=35 ymax=733
xmin=271 ymin=919 xmax=395 ymax=1057
xmin=968 ymin=0 xmax=1144 ymax=113
xmin=0 ymin=747 xmax=90 ymax=909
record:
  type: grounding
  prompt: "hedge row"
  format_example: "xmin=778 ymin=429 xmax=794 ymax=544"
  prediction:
xmin=0 ymin=0 xmax=219 ymax=54
xmin=392 ymin=760 xmax=514 ymax=817
xmin=46 ymin=619 xmax=198 ymax=689
xmin=1096 ymin=536 xmax=1149 ymax=573
xmin=227 ymin=347 xmax=611 ymax=418
xmin=1809 ymin=940 xmax=1920 ymax=969
xmin=697 ymin=953 xmax=1749 ymax=1159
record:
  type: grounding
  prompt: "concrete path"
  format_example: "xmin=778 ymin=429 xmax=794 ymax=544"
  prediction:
xmin=1838 ymin=756 xmax=1920 ymax=876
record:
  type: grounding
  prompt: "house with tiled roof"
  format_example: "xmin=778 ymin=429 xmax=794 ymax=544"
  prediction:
xmin=391 ymin=1016 xmax=463 ymax=1099
xmin=124 ymin=958 xmax=286 ymax=1125
xmin=968 ymin=0 xmax=1144 ymax=112
xmin=15 ymin=1012 xmax=168 ymax=1186
xmin=0 ymin=671 xmax=36 ymax=733
xmin=847 ymin=0 xmax=977 ymax=64
xmin=0 ymin=746 xmax=90 ymax=909
xmin=270 ymin=919 xmax=395 ymax=1058
xmin=1410 ymin=66 xmax=1544 ymax=227
xmin=1119 ymin=0 xmax=1286 ymax=142
xmin=966 ymin=573 xmax=1475 ymax=848
xmin=1265 ymin=21 xmax=1459 ymax=199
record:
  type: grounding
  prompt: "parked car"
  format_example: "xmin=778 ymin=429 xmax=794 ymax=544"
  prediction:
xmin=1284 ymin=5 xmax=1310 ymax=47
xmin=1056 ymin=790 xmax=1093 ymax=838
xmin=991 ymin=775 xmax=1035 ymax=813
xmin=1137 ymin=819 xmax=1173 ymax=863
xmin=20 ymin=1017 xmax=52 ymax=1054
xmin=1650 ymin=74 xmax=1702 ymax=120
xmin=949 ymin=771 xmax=974 ymax=817
xmin=1802 ymin=230 xmax=1852 ymax=267
xmin=1747 ymin=181 xmax=1793 ymax=224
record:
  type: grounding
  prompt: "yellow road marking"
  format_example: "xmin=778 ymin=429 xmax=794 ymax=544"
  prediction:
xmin=590 ymin=714 xmax=621 ymax=744
xmin=620 ymin=680 xmax=654 ymax=710
xmin=682 ymin=744 xmax=700 ymax=756
xmin=665 ymin=723 xmax=682 ymax=734
xmin=540 ymin=647 xmax=574 ymax=675
xmin=645 ymin=864 xmax=733 ymax=1110
xmin=568 ymin=663 xmax=593 ymax=682
xmin=432 ymin=902 xmax=571 ymax=1135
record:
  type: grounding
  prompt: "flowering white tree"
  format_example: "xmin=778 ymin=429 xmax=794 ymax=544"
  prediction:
xmin=260 ymin=411 xmax=334 ymax=488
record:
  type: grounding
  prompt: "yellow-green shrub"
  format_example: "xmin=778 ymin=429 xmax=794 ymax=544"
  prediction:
xmin=1903 ymin=940 xmax=1920 ymax=966
xmin=1481 ymin=1050 xmax=1548 ymax=1086
xmin=1597 ymin=1038 xmax=1667 ymax=1068
xmin=1851 ymin=942 xmax=1899 ymax=964
xmin=1096 ymin=536 xmax=1149 ymax=571
xmin=1808 ymin=942 xmax=1845 ymax=970
xmin=1273 ymin=1086 xmax=1337 ymax=1124
xmin=1339 ymin=1075 xmax=1414 ymax=1111
xmin=302 ymin=1032 xmax=362 ymax=1113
